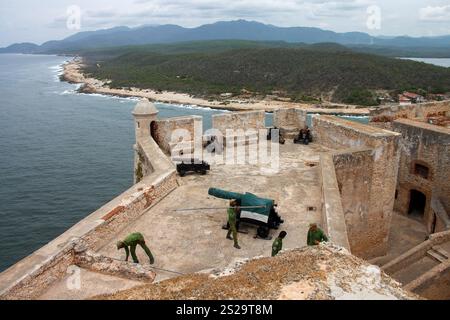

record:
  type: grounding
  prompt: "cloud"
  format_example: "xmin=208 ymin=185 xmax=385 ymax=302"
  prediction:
xmin=419 ymin=5 xmax=450 ymax=22
xmin=54 ymin=0 xmax=376 ymax=29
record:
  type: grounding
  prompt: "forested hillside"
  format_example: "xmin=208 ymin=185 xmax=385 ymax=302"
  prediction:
xmin=82 ymin=41 xmax=450 ymax=105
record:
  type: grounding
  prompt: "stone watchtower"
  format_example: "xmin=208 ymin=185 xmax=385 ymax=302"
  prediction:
xmin=132 ymin=99 xmax=159 ymax=183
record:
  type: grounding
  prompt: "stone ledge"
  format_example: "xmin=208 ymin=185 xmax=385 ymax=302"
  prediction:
xmin=0 ymin=168 xmax=178 ymax=299
xmin=319 ymin=153 xmax=351 ymax=252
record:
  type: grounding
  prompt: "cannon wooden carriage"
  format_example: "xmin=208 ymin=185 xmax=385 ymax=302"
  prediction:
xmin=175 ymin=158 xmax=211 ymax=177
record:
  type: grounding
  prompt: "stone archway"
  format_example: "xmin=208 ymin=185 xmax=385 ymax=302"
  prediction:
xmin=150 ymin=121 xmax=158 ymax=140
xmin=408 ymin=189 xmax=427 ymax=220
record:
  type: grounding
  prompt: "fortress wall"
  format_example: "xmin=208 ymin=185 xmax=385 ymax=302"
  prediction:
xmin=83 ymin=171 xmax=178 ymax=250
xmin=0 ymin=243 xmax=75 ymax=300
xmin=151 ymin=116 xmax=202 ymax=155
xmin=312 ymin=115 xmax=401 ymax=258
xmin=0 ymin=170 xmax=177 ymax=300
xmin=370 ymin=100 xmax=450 ymax=123
xmin=134 ymin=126 xmax=176 ymax=183
xmin=318 ymin=154 xmax=351 ymax=251
xmin=0 ymin=131 xmax=178 ymax=300
xmin=273 ymin=108 xmax=307 ymax=129
xmin=212 ymin=110 xmax=266 ymax=133
xmin=332 ymin=149 xmax=374 ymax=255
xmin=392 ymin=119 xmax=450 ymax=232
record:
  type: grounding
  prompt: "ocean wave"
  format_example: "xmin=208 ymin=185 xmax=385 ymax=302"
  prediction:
xmin=337 ymin=115 xmax=370 ymax=119
xmin=157 ymin=102 xmax=230 ymax=112
xmin=60 ymin=90 xmax=141 ymax=103
xmin=50 ymin=64 xmax=66 ymax=83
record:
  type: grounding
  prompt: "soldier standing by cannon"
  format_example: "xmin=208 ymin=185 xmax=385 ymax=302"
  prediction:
xmin=226 ymin=200 xmax=241 ymax=249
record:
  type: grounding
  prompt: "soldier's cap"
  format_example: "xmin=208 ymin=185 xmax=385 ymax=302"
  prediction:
xmin=309 ymin=223 xmax=317 ymax=227
xmin=116 ymin=241 xmax=124 ymax=249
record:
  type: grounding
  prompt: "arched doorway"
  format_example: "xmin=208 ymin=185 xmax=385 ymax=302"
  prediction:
xmin=408 ymin=189 xmax=426 ymax=219
xmin=150 ymin=121 xmax=157 ymax=139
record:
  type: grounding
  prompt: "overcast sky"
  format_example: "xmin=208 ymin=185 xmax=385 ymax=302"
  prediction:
xmin=1 ymin=0 xmax=450 ymax=47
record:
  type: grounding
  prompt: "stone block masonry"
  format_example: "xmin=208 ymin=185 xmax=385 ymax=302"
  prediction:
xmin=0 ymin=101 xmax=179 ymax=299
xmin=273 ymin=108 xmax=308 ymax=138
xmin=151 ymin=115 xmax=203 ymax=155
xmin=332 ymin=149 xmax=373 ymax=254
xmin=212 ymin=110 xmax=265 ymax=132
xmin=313 ymin=115 xmax=401 ymax=259
xmin=318 ymin=154 xmax=351 ymax=251
xmin=392 ymin=119 xmax=450 ymax=233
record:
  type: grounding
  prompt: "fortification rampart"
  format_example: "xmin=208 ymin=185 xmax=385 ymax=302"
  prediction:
xmin=0 ymin=101 xmax=178 ymax=300
xmin=313 ymin=115 xmax=400 ymax=258
xmin=370 ymin=100 xmax=450 ymax=126
xmin=392 ymin=119 xmax=450 ymax=233
xmin=318 ymin=154 xmax=351 ymax=251
xmin=151 ymin=115 xmax=202 ymax=155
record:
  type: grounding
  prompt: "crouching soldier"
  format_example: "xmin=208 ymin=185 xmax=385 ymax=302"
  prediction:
xmin=272 ymin=231 xmax=287 ymax=257
xmin=307 ymin=223 xmax=328 ymax=246
xmin=117 ymin=232 xmax=155 ymax=264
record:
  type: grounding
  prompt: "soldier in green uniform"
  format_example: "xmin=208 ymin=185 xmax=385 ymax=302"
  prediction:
xmin=307 ymin=223 xmax=328 ymax=246
xmin=116 ymin=232 xmax=155 ymax=264
xmin=272 ymin=231 xmax=287 ymax=257
xmin=226 ymin=200 xmax=241 ymax=249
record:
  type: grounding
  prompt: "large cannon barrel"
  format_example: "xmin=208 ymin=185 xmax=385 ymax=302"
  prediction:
xmin=208 ymin=188 xmax=273 ymax=217
xmin=208 ymin=188 xmax=245 ymax=201
xmin=208 ymin=188 xmax=283 ymax=230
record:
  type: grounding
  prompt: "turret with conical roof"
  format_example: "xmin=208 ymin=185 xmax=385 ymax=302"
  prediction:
xmin=133 ymin=98 xmax=158 ymax=142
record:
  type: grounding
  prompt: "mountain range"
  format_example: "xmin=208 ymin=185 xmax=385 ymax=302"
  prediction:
xmin=2 ymin=20 xmax=450 ymax=54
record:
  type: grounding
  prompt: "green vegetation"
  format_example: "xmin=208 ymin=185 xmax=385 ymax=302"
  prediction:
xmin=342 ymin=89 xmax=378 ymax=106
xmin=81 ymin=41 xmax=450 ymax=105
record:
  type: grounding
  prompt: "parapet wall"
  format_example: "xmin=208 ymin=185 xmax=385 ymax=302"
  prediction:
xmin=370 ymin=100 xmax=450 ymax=125
xmin=151 ymin=116 xmax=202 ymax=155
xmin=332 ymin=149 xmax=373 ymax=255
xmin=212 ymin=110 xmax=265 ymax=133
xmin=273 ymin=108 xmax=307 ymax=129
xmin=0 ymin=130 xmax=178 ymax=300
xmin=318 ymin=154 xmax=351 ymax=251
xmin=312 ymin=115 xmax=400 ymax=258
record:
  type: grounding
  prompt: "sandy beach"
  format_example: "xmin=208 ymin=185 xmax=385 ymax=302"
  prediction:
xmin=62 ymin=58 xmax=370 ymax=115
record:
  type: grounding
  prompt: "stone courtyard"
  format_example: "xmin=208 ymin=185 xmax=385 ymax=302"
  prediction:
xmin=39 ymin=142 xmax=329 ymax=299
xmin=1 ymin=99 xmax=449 ymax=300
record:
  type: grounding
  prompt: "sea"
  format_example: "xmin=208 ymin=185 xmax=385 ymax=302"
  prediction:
xmin=399 ymin=57 xmax=450 ymax=68
xmin=0 ymin=54 xmax=228 ymax=272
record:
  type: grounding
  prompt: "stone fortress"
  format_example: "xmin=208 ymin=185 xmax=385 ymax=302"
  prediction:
xmin=0 ymin=99 xmax=449 ymax=300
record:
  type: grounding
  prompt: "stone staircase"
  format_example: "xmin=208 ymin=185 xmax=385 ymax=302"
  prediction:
xmin=427 ymin=245 xmax=449 ymax=263
xmin=381 ymin=230 xmax=450 ymax=299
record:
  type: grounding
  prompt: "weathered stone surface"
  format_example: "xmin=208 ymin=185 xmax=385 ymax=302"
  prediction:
xmin=313 ymin=115 xmax=401 ymax=259
xmin=94 ymin=244 xmax=418 ymax=300
xmin=393 ymin=119 xmax=450 ymax=233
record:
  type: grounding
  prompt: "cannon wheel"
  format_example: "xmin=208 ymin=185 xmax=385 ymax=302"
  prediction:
xmin=257 ymin=226 xmax=270 ymax=239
